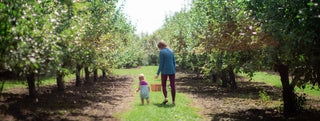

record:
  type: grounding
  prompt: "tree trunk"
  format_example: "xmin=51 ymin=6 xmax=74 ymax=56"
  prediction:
xmin=76 ymin=64 xmax=82 ymax=86
xmin=102 ymin=70 xmax=106 ymax=78
xmin=221 ymin=70 xmax=228 ymax=87
xmin=277 ymin=64 xmax=297 ymax=116
xmin=85 ymin=66 xmax=90 ymax=82
xmin=27 ymin=72 xmax=36 ymax=98
xmin=0 ymin=80 xmax=5 ymax=93
xmin=93 ymin=69 xmax=97 ymax=82
xmin=315 ymin=64 xmax=320 ymax=85
xmin=211 ymin=73 xmax=217 ymax=83
xmin=57 ymin=71 xmax=65 ymax=91
xmin=228 ymin=66 xmax=237 ymax=89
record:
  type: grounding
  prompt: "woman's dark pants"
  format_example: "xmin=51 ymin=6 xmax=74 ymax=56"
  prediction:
xmin=161 ymin=74 xmax=176 ymax=102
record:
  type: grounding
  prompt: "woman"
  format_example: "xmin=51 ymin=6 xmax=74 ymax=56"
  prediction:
xmin=154 ymin=41 xmax=176 ymax=105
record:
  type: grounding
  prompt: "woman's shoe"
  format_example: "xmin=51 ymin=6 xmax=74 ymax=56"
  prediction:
xmin=162 ymin=100 xmax=168 ymax=104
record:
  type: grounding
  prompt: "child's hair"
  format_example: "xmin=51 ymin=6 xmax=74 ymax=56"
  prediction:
xmin=139 ymin=74 xmax=145 ymax=81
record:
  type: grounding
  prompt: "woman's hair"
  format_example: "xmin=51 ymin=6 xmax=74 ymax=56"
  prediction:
xmin=139 ymin=74 xmax=145 ymax=81
xmin=157 ymin=41 xmax=168 ymax=49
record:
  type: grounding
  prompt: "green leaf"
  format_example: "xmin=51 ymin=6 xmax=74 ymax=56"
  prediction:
xmin=307 ymin=3 xmax=314 ymax=6
xmin=34 ymin=64 xmax=39 ymax=69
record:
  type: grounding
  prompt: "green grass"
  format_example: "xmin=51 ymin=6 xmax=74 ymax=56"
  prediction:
xmin=1 ymin=74 xmax=76 ymax=91
xmin=240 ymin=72 xmax=320 ymax=96
xmin=113 ymin=66 xmax=202 ymax=121
xmin=1 ymin=69 xmax=94 ymax=91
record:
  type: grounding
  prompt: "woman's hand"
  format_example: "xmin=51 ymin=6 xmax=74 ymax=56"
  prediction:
xmin=154 ymin=75 xmax=159 ymax=79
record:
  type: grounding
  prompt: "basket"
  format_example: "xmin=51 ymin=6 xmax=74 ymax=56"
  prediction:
xmin=151 ymin=83 xmax=161 ymax=92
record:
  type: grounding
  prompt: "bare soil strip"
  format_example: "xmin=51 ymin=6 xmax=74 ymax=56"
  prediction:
xmin=1 ymin=70 xmax=320 ymax=121
xmin=175 ymin=71 xmax=320 ymax=121
xmin=0 ymin=75 xmax=136 ymax=121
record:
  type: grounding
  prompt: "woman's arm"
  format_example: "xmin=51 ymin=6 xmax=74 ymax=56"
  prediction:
xmin=157 ymin=51 xmax=164 ymax=75
xmin=156 ymin=51 xmax=164 ymax=78
xmin=173 ymin=54 xmax=176 ymax=68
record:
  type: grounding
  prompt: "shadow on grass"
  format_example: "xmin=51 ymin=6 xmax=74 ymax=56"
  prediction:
xmin=153 ymin=103 xmax=175 ymax=108
xmin=0 ymin=75 xmax=135 ymax=121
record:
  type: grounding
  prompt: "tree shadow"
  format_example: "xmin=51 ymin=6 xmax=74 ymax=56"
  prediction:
xmin=176 ymin=74 xmax=283 ymax=101
xmin=153 ymin=103 xmax=175 ymax=108
xmin=210 ymin=108 xmax=320 ymax=121
xmin=0 ymin=75 xmax=135 ymax=121
xmin=175 ymin=71 xmax=320 ymax=120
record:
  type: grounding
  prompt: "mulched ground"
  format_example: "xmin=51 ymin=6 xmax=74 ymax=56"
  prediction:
xmin=1 ymin=69 xmax=320 ymax=121
xmin=0 ymin=75 xmax=136 ymax=121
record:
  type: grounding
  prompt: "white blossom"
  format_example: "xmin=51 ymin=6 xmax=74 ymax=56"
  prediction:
xmin=54 ymin=10 xmax=59 ymax=16
xmin=50 ymin=19 xmax=56 ymax=22
xmin=30 ymin=57 xmax=36 ymax=63
xmin=61 ymin=9 xmax=67 ymax=14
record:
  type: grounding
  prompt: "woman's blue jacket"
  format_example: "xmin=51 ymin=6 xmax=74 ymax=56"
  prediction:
xmin=157 ymin=48 xmax=176 ymax=75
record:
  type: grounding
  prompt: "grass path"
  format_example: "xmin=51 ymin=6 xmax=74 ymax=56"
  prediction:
xmin=113 ymin=66 xmax=202 ymax=121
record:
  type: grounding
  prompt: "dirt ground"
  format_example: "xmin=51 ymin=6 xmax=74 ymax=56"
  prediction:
xmin=1 ymin=70 xmax=320 ymax=121
xmin=175 ymin=71 xmax=320 ymax=121
xmin=0 ymin=75 xmax=136 ymax=121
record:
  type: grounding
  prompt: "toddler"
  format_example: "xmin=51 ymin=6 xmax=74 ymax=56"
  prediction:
xmin=136 ymin=74 xmax=150 ymax=105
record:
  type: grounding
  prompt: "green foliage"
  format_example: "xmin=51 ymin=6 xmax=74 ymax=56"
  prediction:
xmin=0 ymin=0 xmax=137 ymax=95
xmin=246 ymin=0 xmax=320 ymax=88
xmin=150 ymin=0 xmax=320 ymax=115
xmin=149 ymin=1 xmax=266 ymax=91
xmin=245 ymin=0 xmax=320 ymax=113
xmin=259 ymin=91 xmax=270 ymax=102
xmin=138 ymin=33 xmax=161 ymax=66
xmin=1 ymin=0 xmax=58 ymax=76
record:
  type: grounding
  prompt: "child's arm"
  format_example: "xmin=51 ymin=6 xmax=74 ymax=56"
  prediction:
xmin=136 ymin=84 xmax=140 ymax=92
xmin=148 ymin=85 xmax=150 ymax=92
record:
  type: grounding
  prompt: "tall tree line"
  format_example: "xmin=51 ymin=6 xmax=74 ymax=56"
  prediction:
xmin=148 ymin=0 xmax=320 ymax=116
xmin=0 ymin=0 xmax=137 ymax=97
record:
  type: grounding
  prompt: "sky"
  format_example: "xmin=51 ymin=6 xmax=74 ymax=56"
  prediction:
xmin=119 ymin=0 xmax=191 ymax=34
